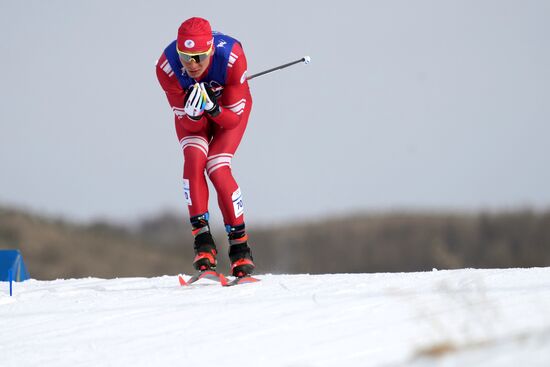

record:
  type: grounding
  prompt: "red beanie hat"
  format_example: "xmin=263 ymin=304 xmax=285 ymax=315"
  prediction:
xmin=177 ymin=17 xmax=213 ymax=54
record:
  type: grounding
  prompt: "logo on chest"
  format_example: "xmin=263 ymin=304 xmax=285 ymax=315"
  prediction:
xmin=206 ymin=80 xmax=224 ymax=97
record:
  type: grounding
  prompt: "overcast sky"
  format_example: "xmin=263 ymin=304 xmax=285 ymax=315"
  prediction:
xmin=1 ymin=0 xmax=549 ymax=225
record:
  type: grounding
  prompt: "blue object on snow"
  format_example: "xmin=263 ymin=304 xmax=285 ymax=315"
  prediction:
xmin=1 ymin=249 xmax=30 ymax=282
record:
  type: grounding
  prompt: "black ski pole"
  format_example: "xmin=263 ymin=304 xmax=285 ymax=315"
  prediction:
xmin=247 ymin=56 xmax=311 ymax=81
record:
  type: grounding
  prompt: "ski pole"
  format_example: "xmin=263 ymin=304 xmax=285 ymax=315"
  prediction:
xmin=247 ymin=56 xmax=311 ymax=81
xmin=8 ymin=269 xmax=13 ymax=296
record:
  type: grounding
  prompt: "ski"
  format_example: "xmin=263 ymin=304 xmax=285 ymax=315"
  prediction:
xmin=220 ymin=274 xmax=260 ymax=287
xmin=178 ymin=270 xmax=225 ymax=286
xmin=178 ymin=272 xmax=260 ymax=287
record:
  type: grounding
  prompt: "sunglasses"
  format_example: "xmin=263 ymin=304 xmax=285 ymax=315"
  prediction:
xmin=177 ymin=45 xmax=213 ymax=63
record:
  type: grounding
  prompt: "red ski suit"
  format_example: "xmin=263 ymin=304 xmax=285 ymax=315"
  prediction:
xmin=156 ymin=42 xmax=252 ymax=227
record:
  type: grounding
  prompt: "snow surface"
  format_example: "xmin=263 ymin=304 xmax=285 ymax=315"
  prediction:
xmin=2 ymin=268 xmax=550 ymax=367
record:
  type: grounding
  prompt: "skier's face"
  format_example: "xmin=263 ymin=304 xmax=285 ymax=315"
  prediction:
xmin=180 ymin=49 xmax=212 ymax=79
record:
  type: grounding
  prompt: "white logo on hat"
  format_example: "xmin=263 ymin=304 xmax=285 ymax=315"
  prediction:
xmin=184 ymin=39 xmax=195 ymax=48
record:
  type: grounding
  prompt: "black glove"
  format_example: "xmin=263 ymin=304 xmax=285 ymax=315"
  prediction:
xmin=200 ymin=83 xmax=221 ymax=117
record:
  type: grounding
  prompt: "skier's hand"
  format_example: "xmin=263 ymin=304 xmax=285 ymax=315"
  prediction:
xmin=184 ymin=84 xmax=205 ymax=120
xmin=200 ymin=83 xmax=220 ymax=117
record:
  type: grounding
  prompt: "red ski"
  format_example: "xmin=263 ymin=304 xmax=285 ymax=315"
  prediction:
xmin=221 ymin=275 xmax=260 ymax=287
xmin=178 ymin=270 xmax=225 ymax=286
xmin=178 ymin=271 xmax=260 ymax=287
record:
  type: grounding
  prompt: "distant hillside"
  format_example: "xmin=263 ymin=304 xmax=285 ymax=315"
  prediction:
xmin=1 ymin=205 xmax=549 ymax=279
xmin=252 ymin=211 xmax=550 ymax=273
xmin=0 ymin=207 xmax=191 ymax=279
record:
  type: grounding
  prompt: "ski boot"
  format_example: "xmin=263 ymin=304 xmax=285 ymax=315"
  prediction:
xmin=178 ymin=232 xmax=220 ymax=286
xmin=226 ymin=223 xmax=255 ymax=277
xmin=191 ymin=213 xmax=217 ymax=271
xmin=193 ymin=232 xmax=217 ymax=271
xmin=230 ymin=245 xmax=255 ymax=277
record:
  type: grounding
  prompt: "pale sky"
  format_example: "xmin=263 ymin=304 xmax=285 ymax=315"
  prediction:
xmin=1 ymin=0 xmax=549 ymax=226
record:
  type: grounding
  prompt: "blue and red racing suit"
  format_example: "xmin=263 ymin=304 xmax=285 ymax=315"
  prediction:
xmin=156 ymin=32 xmax=252 ymax=227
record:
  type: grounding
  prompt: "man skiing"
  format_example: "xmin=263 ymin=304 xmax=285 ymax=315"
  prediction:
xmin=156 ymin=17 xmax=254 ymax=278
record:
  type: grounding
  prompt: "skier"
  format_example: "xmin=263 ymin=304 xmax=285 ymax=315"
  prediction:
xmin=156 ymin=17 xmax=254 ymax=278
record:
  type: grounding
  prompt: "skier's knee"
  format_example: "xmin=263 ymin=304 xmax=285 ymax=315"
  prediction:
xmin=206 ymin=153 xmax=233 ymax=177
